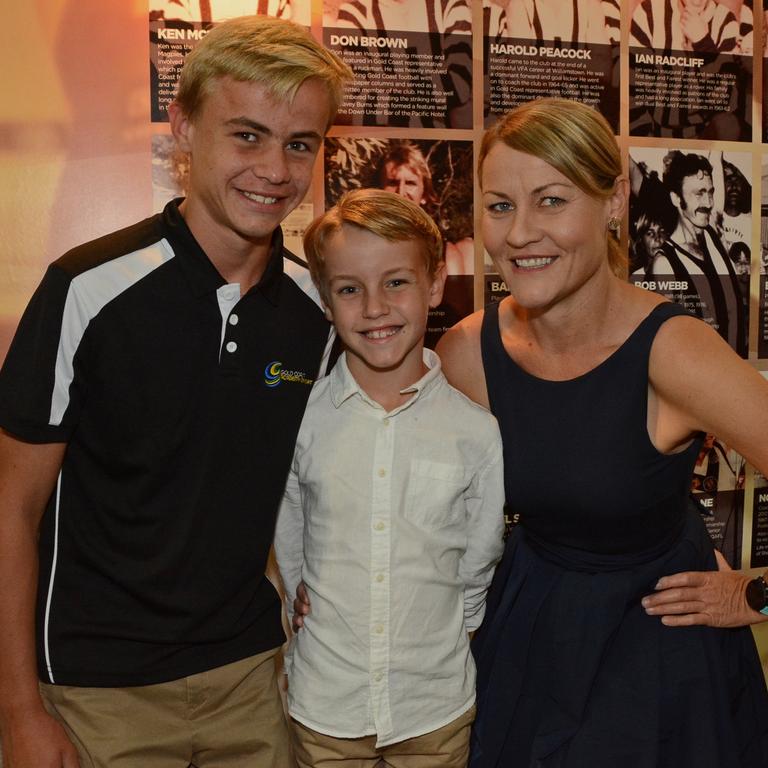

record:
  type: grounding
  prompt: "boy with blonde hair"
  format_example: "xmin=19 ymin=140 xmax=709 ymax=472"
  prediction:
xmin=0 ymin=14 xmax=350 ymax=767
xmin=275 ymin=189 xmax=504 ymax=767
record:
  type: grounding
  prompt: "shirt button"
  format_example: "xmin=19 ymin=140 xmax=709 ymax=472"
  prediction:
xmin=374 ymin=521 xmax=385 ymax=532
xmin=374 ymin=624 xmax=384 ymax=634
xmin=374 ymin=672 xmax=383 ymax=682
xmin=375 ymin=573 xmax=385 ymax=583
xmin=378 ymin=468 xmax=386 ymax=478
xmin=228 ymin=314 xmax=239 ymax=326
xmin=382 ymin=418 xmax=390 ymax=426
xmin=225 ymin=341 xmax=237 ymax=353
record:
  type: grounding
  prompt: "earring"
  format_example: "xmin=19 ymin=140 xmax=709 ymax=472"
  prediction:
xmin=607 ymin=217 xmax=621 ymax=232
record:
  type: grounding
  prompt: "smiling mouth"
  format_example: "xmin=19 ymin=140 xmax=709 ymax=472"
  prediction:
xmin=240 ymin=190 xmax=279 ymax=205
xmin=513 ymin=256 xmax=556 ymax=269
xmin=363 ymin=326 xmax=401 ymax=340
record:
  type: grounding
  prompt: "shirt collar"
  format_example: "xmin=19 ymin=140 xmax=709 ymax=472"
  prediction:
xmin=161 ymin=198 xmax=285 ymax=304
xmin=330 ymin=348 xmax=443 ymax=412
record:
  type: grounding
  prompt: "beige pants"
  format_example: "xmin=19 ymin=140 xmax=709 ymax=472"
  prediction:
xmin=291 ymin=705 xmax=475 ymax=768
xmin=40 ymin=648 xmax=292 ymax=768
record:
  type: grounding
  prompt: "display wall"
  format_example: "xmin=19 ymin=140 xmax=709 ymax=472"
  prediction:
xmin=1 ymin=0 xmax=767 ymax=663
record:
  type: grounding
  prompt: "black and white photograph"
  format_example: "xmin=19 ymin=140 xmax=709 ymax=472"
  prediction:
xmin=760 ymin=155 xmax=768 ymax=358
xmin=150 ymin=0 xmax=307 ymax=24
xmin=629 ymin=146 xmax=751 ymax=357
xmin=483 ymin=0 xmax=619 ymax=130
xmin=324 ymin=0 xmax=471 ymax=35
xmin=630 ymin=0 xmax=751 ymax=54
xmin=323 ymin=0 xmax=473 ymax=128
xmin=485 ymin=0 xmax=620 ymax=45
xmin=149 ymin=0 xmax=309 ymax=122
xmin=629 ymin=0 xmax=753 ymax=139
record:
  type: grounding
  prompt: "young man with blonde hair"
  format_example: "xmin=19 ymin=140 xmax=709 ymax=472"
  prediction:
xmin=0 ymin=14 xmax=350 ymax=768
xmin=275 ymin=189 xmax=505 ymax=767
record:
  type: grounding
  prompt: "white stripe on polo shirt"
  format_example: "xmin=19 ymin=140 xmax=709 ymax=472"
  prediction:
xmin=50 ymin=240 xmax=175 ymax=426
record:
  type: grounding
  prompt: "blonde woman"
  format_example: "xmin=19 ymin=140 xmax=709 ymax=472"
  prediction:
xmin=438 ymin=98 xmax=768 ymax=767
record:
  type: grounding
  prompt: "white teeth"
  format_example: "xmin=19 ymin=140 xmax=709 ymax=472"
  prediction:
xmin=514 ymin=256 xmax=554 ymax=268
xmin=241 ymin=191 xmax=278 ymax=204
xmin=365 ymin=327 xmax=399 ymax=339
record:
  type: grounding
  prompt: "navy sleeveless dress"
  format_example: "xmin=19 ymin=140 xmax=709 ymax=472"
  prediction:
xmin=471 ymin=301 xmax=768 ymax=768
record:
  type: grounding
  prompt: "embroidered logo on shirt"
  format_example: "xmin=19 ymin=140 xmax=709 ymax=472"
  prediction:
xmin=264 ymin=361 xmax=314 ymax=388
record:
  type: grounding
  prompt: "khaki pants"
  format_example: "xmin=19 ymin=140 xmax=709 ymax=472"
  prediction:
xmin=291 ymin=705 xmax=475 ymax=768
xmin=40 ymin=648 xmax=292 ymax=768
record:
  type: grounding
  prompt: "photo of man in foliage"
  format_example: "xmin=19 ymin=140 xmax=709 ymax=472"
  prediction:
xmin=324 ymin=137 xmax=475 ymax=345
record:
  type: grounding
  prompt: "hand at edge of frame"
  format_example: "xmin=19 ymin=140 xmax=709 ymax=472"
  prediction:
xmin=0 ymin=705 xmax=80 ymax=768
xmin=641 ymin=551 xmax=767 ymax=628
xmin=292 ymin=580 xmax=311 ymax=632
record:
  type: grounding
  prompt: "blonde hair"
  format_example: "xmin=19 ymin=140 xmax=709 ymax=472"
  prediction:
xmin=479 ymin=98 xmax=625 ymax=273
xmin=176 ymin=15 xmax=353 ymax=122
xmin=304 ymin=189 xmax=444 ymax=304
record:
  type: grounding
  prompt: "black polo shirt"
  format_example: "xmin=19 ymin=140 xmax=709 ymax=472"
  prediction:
xmin=0 ymin=200 xmax=332 ymax=686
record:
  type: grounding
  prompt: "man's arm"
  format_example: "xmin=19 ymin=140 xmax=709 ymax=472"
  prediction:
xmin=0 ymin=430 xmax=79 ymax=768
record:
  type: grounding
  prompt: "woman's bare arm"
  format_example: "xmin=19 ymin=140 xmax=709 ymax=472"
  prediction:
xmin=642 ymin=315 xmax=768 ymax=627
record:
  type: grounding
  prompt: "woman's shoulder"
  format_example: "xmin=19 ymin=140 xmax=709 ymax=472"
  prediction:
xmin=438 ymin=307 xmax=485 ymax=352
xmin=620 ymin=280 xmax=704 ymax=347
xmin=610 ymin=280 xmax=672 ymax=336
xmin=436 ymin=308 xmax=489 ymax=409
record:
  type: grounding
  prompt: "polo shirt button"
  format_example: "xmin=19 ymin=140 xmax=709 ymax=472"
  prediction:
xmin=374 ymin=521 xmax=385 ymax=532
xmin=374 ymin=672 xmax=383 ymax=682
xmin=374 ymin=624 xmax=384 ymax=634
xmin=382 ymin=418 xmax=390 ymax=426
xmin=375 ymin=573 xmax=384 ymax=583
xmin=229 ymin=314 xmax=239 ymax=326
xmin=225 ymin=341 xmax=237 ymax=353
xmin=378 ymin=468 xmax=386 ymax=477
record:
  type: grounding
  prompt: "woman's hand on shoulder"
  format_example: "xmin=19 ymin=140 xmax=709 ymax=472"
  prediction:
xmin=436 ymin=309 xmax=489 ymax=409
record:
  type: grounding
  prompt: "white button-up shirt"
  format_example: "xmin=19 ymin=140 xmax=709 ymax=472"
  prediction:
xmin=275 ymin=349 xmax=505 ymax=746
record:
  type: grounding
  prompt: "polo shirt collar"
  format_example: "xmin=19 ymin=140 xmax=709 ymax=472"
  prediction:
xmin=330 ymin=348 xmax=443 ymax=412
xmin=161 ymin=198 xmax=285 ymax=303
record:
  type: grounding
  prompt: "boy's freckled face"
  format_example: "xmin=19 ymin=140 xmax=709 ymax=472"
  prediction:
xmin=322 ymin=225 xmax=445 ymax=389
xmin=169 ymin=76 xmax=330 ymax=253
